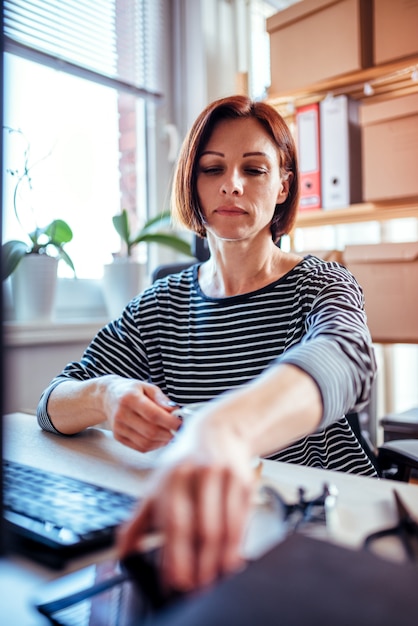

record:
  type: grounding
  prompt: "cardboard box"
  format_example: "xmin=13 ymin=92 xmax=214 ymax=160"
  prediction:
xmin=374 ymin=0 xmax=418 ymax=65
xmin=343 ymin=242 xmax=418 ymax=343
xmin=267 ymin=0 xmax=373 ymax=94
xmin=301 ymin=249 xmax=344 ymax=263
xmin=360 ymin=93 xmax=418 ymax=201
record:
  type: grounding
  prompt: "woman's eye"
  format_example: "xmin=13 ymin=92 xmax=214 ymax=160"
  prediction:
xmin=199 ymin=165 xmax=267 ymax=176
xmin=245 ymin=168 xmax=267 ymax=176
xmin=200 ymin=166 xmax=223 ymax=175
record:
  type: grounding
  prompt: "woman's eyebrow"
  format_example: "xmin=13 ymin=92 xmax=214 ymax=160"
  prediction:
xmin=243 ymin=151 xmax=270 ymax=158
xmin=200 ymin=150 xmax=223 ymax=157
xmin=199 ymin=150 xmax=270 ymax=158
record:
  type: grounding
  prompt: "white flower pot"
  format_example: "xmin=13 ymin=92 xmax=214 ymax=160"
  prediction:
xmin=102 ymin=259 xmax=146 ymax=320
xmin=11 ymin=254 xmax=59 ymax=322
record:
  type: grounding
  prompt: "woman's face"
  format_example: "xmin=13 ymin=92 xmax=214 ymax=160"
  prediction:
xmin=196 ymin=117 xmax=289 ymax=243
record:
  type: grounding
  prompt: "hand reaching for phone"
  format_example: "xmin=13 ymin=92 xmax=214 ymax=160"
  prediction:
xmin=118 ymin=407 xmax=256 ymax=592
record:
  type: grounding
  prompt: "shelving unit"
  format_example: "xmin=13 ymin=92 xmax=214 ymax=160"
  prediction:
xmin=267 ymin=55 xmax=418 ymax=231
xmin=295 ymin=199 xmax=418 ymax=228
xmin=267 ymin=54 xmax=418 ymax=113
xmin=265 ymin=3 xmax=418 ymax=425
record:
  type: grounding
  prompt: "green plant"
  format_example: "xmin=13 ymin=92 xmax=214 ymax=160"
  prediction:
xmin=112 ymin=209 xmax=193 ymax=258
xmin=1 ymin=127 xmax=75 ymax=281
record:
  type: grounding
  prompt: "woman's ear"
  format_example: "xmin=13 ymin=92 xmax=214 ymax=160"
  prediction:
xmin=276 ymin=172 xmax=293 ymax=205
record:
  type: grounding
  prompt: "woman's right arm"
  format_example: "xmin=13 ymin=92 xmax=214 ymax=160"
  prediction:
xmin=36 ymin=305 xmax=181 ymax=451
xmin=43 ymin=375 xmax=181 ymax=452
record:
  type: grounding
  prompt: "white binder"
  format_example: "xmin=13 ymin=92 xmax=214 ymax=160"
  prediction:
xmin=320 ymin=95 xmax=362 ymax=209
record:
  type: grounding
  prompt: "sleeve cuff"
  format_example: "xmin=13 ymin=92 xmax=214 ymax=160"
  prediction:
xmin=279 ymin=338 xmax=358 ymax=430
xmin=36 ymin=379 xmax=71 ymax=436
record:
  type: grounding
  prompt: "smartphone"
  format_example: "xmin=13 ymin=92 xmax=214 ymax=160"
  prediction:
xmin=32 ymin=559 xmax=147 ymax=626
xmin=32 ymin=549 xmax=186 ymax=626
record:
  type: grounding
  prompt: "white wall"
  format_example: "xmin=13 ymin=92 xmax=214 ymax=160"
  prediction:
xmin=4 ymin=321 xmax=107 ymax=414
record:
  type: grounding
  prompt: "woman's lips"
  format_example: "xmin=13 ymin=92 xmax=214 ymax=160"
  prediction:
xmin=215 ymin=206 xmax=246 ymax=215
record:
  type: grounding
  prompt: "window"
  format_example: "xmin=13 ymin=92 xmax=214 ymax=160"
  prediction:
xmin=248 ymin=0 xmax=302 ymax=100
xmin=3 ymin=0 xmax=166 ymax=279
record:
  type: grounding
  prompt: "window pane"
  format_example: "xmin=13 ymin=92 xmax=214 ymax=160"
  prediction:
xmin=4 ymin=0 xmax=165 ymax=96
xmin=3 ymin=52 xmax=147 ymax=279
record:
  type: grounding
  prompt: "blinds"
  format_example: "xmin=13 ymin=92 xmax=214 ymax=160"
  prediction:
xmin=3 ymin=0 xmax=164 ymax=99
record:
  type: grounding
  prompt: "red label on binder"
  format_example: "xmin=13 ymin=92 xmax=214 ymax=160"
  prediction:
xmin=296 ymin=103 xmax=321 ymax=210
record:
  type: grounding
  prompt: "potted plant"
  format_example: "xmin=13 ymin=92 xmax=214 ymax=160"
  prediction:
xmin=102 ymin=208 xmax=193 ymax=318
xmin=2 ymin=127 xmax=75 ymax=322
xmin=2 ymin=220 xmax=75 ymax=281
xmin=111 ymin=208 xmax=192 ymax=258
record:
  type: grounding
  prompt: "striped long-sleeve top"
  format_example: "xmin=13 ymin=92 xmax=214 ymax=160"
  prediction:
xmin=37 ymin=255 xmax=378 ymax=476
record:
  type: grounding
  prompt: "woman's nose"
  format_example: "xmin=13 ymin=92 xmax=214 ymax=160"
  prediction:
xmin=221 ymin=171 xmax=243 ymax=195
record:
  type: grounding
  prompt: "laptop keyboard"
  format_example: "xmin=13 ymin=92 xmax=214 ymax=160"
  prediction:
xmin=3 ymin=460 xmax=138 ymax=567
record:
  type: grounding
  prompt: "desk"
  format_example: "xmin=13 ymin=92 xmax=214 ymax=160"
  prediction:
xmin=2 ymin=412 xmax=418 ymax=625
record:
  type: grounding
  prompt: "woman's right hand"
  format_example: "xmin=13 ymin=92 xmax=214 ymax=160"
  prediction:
xmin=103 ymin=376 xmax=182 ymax=452
xmin=46 ymin=375 xmax=181 ymax=451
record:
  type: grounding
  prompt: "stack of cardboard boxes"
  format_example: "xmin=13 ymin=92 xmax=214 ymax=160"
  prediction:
xmin=267 ymin=0 xmax=418 ymax=344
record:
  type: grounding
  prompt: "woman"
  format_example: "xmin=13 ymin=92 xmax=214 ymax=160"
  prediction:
xmin=37 ymin=95 xmax=377 ymax=589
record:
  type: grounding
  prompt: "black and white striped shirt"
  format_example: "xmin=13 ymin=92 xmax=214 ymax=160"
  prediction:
xmin=37 ymin=255 xmax=377 ymax=476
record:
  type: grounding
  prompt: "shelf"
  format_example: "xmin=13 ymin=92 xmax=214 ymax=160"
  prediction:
xmin=267 ymin=55 xmax=418 ymax=117
xmin=294 ymin=199 xmax=418 ymax=229
xmin=265 ymin=55 xmax=418 ymax=230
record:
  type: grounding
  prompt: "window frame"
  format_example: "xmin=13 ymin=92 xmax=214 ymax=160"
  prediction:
xmin=3 ymin=1 xmax=175 ymax=320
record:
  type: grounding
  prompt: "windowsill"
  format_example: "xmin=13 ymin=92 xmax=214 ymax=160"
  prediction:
xmin=3 ymin=277 xmax=110 ymax=347
xmin=3 ymin=318 xmax=109 ymax=347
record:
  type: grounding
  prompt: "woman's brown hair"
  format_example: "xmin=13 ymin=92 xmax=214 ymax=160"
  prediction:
xmin=171 ymin=94 xmax=299 ymax=242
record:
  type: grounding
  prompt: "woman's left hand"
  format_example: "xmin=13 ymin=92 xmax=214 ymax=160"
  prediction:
xmin=117 ymin=419 xmax=256 ymax=592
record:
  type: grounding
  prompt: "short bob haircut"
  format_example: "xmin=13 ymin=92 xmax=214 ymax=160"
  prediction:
xmin=171 ymin=95 xmax=300 ymax=243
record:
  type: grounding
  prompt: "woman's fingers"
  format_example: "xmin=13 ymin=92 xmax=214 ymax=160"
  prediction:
xmin=158 ymin=463 xmax=253 ymax=591
xmin=195 ymin=467 xmax=224 ymax=587
xmin=113 ymin=408 xmax=174 ymax=451
xmin=161 ymin=465 xmax=198 ymax=590
xmin=117 ymin=497 xmax=155 ymax=558
xmin=221 ymin=466 xmax=252 ymax=575
xmin=108 ymin=380 xmax=181 ymax=451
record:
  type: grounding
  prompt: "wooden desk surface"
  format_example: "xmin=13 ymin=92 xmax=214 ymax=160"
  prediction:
xmin=4 ymin=412 xmax=418 ymax=548
xmin=2 ymin=412 xmax=418 ymax=625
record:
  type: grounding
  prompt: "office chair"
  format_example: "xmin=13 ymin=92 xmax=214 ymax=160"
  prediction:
xmin=378 ymin=408 xmax=418 ymax=481
xmin=346 ymin=412 xmax=418 ymax=482
xmin=152 ymin=236 xmax=283 ymax=281
xmin=377 ymin=441 xmax=418 ymax=482
xmin=152 ymin=235 xmax=210 ymax=282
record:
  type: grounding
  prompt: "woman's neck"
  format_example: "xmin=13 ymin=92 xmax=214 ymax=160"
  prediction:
xmin=198 ymin=241 xmax=301 ymax=298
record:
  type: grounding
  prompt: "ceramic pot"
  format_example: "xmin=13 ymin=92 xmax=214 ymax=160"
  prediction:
xmin=11 ymin=254 xmax=59 ymax=322
xmin=102 ymin=259 xmax=146 ymax=319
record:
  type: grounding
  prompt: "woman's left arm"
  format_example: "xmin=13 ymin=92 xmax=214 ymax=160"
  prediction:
xmin=279 ymin=263 xmax=377 ymax=431
xmin=118 ymin=360 xmax=323 ymax=591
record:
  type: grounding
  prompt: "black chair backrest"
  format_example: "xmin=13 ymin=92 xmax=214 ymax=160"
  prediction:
xmin=152 ymin=236 xmax=210 ymax=282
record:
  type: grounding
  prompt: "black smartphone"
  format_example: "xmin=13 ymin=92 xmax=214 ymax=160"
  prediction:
xmin=32 ymin=549 xmax=186 ymax=626
xmin=32 ymin=559 xmax=149 ymax=626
